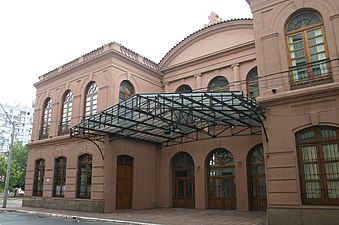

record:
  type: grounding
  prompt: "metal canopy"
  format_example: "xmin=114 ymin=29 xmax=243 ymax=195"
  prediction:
xmin=70 ymin=92 xmax=266 ymax=147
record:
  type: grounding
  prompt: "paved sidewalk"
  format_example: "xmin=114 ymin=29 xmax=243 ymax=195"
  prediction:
xmin=0 ymin=196 xmax=267 ymax=225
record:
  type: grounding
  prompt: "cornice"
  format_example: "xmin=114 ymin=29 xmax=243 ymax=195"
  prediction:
xmin=28 ymin=134 xmax=71 ymax=148
xmin=257 ymin=82 xmax=339 ymax=106
xmin=160 ymin=40 xmax=255 ymax=74
xmin=159 ymin=19 xmax=253 ymax=69
xmin=34 ymin=42 xmax=161 ymax=87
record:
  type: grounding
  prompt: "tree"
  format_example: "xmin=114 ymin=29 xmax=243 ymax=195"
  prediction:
xmin=0 ymin=156 xmax=7 ymax=192
xmin=0 ymin=143 xmax=27 ymax=194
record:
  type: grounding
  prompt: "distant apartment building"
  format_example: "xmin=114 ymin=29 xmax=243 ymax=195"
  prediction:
xmin=0 ymin=104 xmax=34 ymax=154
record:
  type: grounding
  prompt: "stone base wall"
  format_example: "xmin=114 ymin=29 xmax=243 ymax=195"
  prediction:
xmin=268 ymin=208 xmax=339 ymax=225
xmin=22 ymin=197 xmax=104 ymax=213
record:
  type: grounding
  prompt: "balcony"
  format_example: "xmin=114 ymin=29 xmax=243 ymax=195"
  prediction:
xmin=58 ymin=123 xmax=70 ymax=136
xmin=39 ymin=126 xmax=50 ymax=140
xmin=290 ymin=60 xmax=333 ymax=89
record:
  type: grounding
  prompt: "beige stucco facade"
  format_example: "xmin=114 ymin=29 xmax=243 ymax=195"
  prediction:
xmin=24 ymin=0 xmax=339 ymax=224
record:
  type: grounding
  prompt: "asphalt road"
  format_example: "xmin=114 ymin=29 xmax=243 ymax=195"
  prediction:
xmin=0 ymin=211 xmax=126 ymax=225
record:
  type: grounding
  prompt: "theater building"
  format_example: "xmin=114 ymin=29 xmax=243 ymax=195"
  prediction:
xmin=23 ymin=0 xmax=339 ymax=224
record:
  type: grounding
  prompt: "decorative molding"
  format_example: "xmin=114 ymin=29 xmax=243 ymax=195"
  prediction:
xmin=260 ymin=32 xmax=279 ymax=41
xmin=37 ymin=42 xmax=159 ymax=83
xmin=204 ymin=12 xmax=223 ymax=28
xmin=330 ymin=13 xmax=339 ymax=20
xmin=83 ymin=47 xmax=104 ymax=61
xmin=293 ymin=0 xmax=304 ymax=9
xmin=231 ymin=63 xmax=240 ymax=68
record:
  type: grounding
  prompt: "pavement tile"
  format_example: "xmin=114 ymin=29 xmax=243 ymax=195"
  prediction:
xmin=0 ymin=196 xmax=267 ymax=225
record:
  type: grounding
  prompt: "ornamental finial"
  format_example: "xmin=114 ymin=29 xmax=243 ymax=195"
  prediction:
xmin=204 ymin=12 xmax=223 ymax=27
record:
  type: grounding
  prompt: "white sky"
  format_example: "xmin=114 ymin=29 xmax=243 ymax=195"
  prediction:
xmin=0 ymin=0 xmax=252 ymax=107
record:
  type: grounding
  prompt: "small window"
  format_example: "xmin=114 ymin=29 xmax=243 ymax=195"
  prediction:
xmin=77 ymin=154 xmax=92 ymax=199
xmin=53 ymin=157 xmax=67 ymax=198
xmin=59 ymin=90 xmax=73 ymax=135
xmin=119 ymin=80 xmax=135 ymax=102
xmin=175 ymin=85 xmax=193 ymax=93
xmin=246 ymin=68 xmax=259 ymax=98
xmin=39 ymin=98 xmax=52 ymax=139
xmin=286 ymin=11 xmax=331 ymax=88
xmin=208 ymin=76 xmax=229 ymax=92
xmin=33 ymin=159 xmax=45 ymax=196
xmin=85 ymin=82 xmax=98 ymax=118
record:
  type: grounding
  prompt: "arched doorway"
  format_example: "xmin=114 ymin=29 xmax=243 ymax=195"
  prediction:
xmin=207 ymin=148 xmax=236 ymax=209
xmin=172 ymin=152 xmax=195 ymax=208
xmin=116 ymin=155 xmax=133 ymax=210
xmin=248 ymin=144 xmax=267 ymax=210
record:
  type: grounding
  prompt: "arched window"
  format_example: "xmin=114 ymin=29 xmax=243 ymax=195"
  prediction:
xmin=207 ymin=148 xmax=236 ymax=209
xmin=53 ymin=157 xmax=67 ymax=198
xmin=119 ymin=80 xmax=135 ymax=102
xmin=77 ymin=154 xmax=92 ymax=199
xmin=286 ymin=10 xmax=331 ymax=87
xmin=33 ymin=159 xmax=45 ymax=196
xmin=85 ymin=82 xmax=98 ymax=118
xmin=208 ymin=76 xmax=229 ymax=92
xmin=176 ymin=85 xmax=192 ymax=93
xmin=172 ymin=152 xmax=195 ymax=208
xmin=247 ymin=68 xmax=259 ymax=98
xmin=40 ymin=98 xmax=52 ymax=139
xmin=296 ymin=126 xmax=339 ymax=205
xmin=59 ymin=90 xmax=73 ymax=135
xmin=248 ymin=144 xmax=267 ymax=210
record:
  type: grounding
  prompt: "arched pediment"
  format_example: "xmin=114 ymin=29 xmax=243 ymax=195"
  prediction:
xmin=159 ymin=19 xmax=254 ymax=70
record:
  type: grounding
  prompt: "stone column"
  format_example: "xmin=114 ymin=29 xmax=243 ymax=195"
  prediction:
xmin=50 ymin=102 xmax=59 ymax=138
xmin=164 ymin=82 xmax=170 ymax=93
xmin=194 ymin=74 xmax=202 ymax=91
xmin=231 ymin=63 xmax=241 ymax=91
xmin=72 ymin=94 xmax=82 ymax=125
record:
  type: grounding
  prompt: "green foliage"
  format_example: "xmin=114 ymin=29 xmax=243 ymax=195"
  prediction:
xmin=0 ymin=142 xmax=27 ymax=193
xmin=0 ymin=156 xmax=7 ymax=192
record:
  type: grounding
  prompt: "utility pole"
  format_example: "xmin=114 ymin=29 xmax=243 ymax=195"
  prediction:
xmin=0 ymin=103 xmax=15 ymax=208
xmin=2 ymin=122 xmax=15 ymax=208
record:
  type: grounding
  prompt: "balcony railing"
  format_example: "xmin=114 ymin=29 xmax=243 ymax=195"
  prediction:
xmin=39 ymin=126 xmax=50 ymax=140
xmin=58 ymin=123 xmax=70 ymax=136
xmin=290 ymin=59 xmax=332 ymax=89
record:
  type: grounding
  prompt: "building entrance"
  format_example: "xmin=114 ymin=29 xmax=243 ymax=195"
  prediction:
xmin=208 ymin=149 xmax=236 ymax=209
xmin=172 ymin=152 xmax=195 ymax=208
xmin=116 ymin=155 xmax=133 ymax=210
xmin=248 ymin=145 xmax=267 ymax=210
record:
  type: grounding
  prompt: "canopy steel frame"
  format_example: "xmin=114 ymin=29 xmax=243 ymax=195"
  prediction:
xmin=70 ymin=92 xmax=267 ymax=147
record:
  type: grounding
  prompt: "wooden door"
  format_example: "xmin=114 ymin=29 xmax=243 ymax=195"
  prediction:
xmin=172 ymin=177 xmax=194 ymax=208
xmin=208 ymin=149 xmax=236 ymax=210
xmin=248 ymin=144 xmax=267 ymax=211
xmin=172 ymin=152 xmax=195 ymax=208
xmin=208 ymin=177 xmax=236 ymax=209
xmin=116 ymin=155 xmax=133 ymax=210
xmin=249 ymin=174 xmax=267 ymax=210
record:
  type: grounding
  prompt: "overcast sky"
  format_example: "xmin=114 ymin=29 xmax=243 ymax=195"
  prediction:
xmin=0 ymin=0 xmax=252 ymax=107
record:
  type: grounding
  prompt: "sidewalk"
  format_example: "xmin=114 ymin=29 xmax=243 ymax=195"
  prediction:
xmin=0 ymin=196 xmax=267 ymax=225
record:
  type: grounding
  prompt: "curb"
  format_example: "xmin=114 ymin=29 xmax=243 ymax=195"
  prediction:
xmin=0 ymin=208 xmax=162 ymax=225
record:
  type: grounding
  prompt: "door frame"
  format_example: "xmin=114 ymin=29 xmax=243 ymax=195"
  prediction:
xmin=171 ymin=152 xmax=195 ymax=208
xmin=116 ymin=155 xmax=133 ymax=210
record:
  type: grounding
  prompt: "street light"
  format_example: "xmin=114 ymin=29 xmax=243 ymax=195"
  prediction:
xmin=0 ymin=103 xmax=15 ymax=208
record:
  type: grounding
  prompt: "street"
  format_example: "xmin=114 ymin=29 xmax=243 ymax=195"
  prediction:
xmin=0 ymin=211 xmax=126 ymax=225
